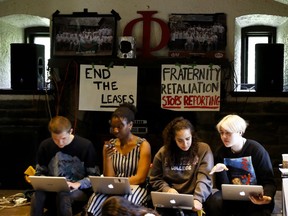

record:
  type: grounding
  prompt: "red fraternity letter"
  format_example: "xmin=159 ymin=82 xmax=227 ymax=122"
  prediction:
xmin=123 ymin=11 xmax=170 ymax=57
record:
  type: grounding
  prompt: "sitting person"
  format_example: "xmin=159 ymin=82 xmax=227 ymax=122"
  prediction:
xmin=101 ymin=196 xmax=160 ymax=216
xmin=149 ymin=117 xmax=214 ymax=215
xmin=206 ymin=114 xmax=276 ymax=216
xmin=86 ymin=103 xmax=152 ymax=216
xmin=30 ymin=116 xmax=100 ymax=216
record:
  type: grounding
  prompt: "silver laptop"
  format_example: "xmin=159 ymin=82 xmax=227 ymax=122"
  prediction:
xmin=151 ymin=191 xmax=194 ymax=210
xmin=29 ymin=176 xmax=72 ymax=192
xmin=89 ymin=176 xmax=136 ymax=195
xmin=221 ymin=184 xmax=263 ymax=201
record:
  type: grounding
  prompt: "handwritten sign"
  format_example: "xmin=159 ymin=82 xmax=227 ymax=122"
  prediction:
xmin=161 ymin=64 xmax=221 ymax=111
xmin=79 ymin=64 xmax=137 ymax=111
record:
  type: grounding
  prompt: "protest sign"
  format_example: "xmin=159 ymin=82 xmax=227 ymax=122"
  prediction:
xmin=79 ymin=64 xmax=137 ymax=111
xmin=161 ymin=64 xmax=221 ymax=111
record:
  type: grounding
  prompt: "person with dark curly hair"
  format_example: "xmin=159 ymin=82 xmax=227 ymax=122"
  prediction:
xmin=149 ymin=117 xmax=214 ymax=216
xmin=101 ymin=196 xmax=160 ymax=216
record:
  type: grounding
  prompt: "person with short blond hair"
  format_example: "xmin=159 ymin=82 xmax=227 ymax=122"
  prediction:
xmin=30 ymin=116 xmax=100 ymax=216
xmin=206 ymin=114 xmax=276 ymax=216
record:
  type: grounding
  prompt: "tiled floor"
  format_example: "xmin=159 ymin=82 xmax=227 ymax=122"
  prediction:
xmin=0 ymin=190 xmax=283 ymax=216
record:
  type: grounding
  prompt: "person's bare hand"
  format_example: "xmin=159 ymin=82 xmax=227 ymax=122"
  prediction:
xmin=167 ymin=188 xmax=178 ymax=194
xmin=250 ymin=194 xmax=272 ymax=205
xmin=192 ymin=199 xmax=203 ymax=212
xmin=104 ymin=141 xmax=116 ymax=158
xmin=67 ymin=181 xmax=80 ymax=190
xmin=209 ymin=163 xmax=228 ymax=175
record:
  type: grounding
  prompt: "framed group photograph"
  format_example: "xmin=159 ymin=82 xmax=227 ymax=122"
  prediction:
xmin=168 ymin=13 xmax=227 ymax=58
xmin=51 ymin=11 xmax=118 ymax=57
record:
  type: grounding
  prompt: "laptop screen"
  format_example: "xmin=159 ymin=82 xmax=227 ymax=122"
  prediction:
xmin=221 ymin=184 xmax=263 ymax=201
xmin=29 ymin=176 xmax=71 ymax=192
xmin=89 ymin=176 xmax=133 ymax=195
xmin=151 ymin=191 xmax=194 ymax=210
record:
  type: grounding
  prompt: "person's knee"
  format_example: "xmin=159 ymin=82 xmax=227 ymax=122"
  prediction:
xmin=58 ymin=191 xmax=70 ymax=197
xmin=208 ymin=191 xmax=222 ymax=205
xmin=204 ymin=191 xmax=223 ymax=215
xmin=32 ymin=190 xmax=47 ymax=202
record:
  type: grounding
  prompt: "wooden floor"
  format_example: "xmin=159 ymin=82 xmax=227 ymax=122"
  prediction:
xmin=0 ymin=190 xmax=30 ymax=216
xmin=0 ymin=190 xmax=284 ymax=216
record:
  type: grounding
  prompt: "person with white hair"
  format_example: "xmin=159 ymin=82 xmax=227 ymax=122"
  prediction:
xmin=206 ymin=114 xmax=276 ymax=216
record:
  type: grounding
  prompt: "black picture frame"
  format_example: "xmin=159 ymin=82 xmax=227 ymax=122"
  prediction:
xmin=51 ymin=11 xmax=118 ymax=57
xmin=168 ymin=13 xmax=227 ymax=58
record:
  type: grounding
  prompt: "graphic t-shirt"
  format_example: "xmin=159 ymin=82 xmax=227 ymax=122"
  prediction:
xmin=48 ymin=151 xmax=86 ymax=182
xmin=224 ymin=156 xmax=257 ymax=185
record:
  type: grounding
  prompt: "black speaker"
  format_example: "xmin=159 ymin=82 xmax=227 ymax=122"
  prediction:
xmin=255 ymin=43 xmax=284 ymax=93
xmin=11 ymin=43 xmax=45 ymax=90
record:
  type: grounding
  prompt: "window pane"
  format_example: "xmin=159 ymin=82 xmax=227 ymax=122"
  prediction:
xmin=34 ymin=36 xmax=51 ymax=85
xmin=247 ymin=36 xmax=268 ymax=84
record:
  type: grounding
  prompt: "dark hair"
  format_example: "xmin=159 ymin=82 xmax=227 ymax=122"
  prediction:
xmin=162 ymin=117 xmax=199 ymax=165
xmin=101 ymin=196 xmax=160 ymax=216
xmin=111 ymin=103 xmax=137 ymax=123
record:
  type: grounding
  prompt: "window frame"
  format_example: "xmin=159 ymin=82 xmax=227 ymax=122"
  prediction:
xmin=24 ymin=26 xmax=50 ymax=44
xmin=24 ymin=26 xmax=51 ymax=88
xmin=240 ymin=25 xmax=277 ymax=91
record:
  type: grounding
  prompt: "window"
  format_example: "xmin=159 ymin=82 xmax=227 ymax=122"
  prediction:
xmin=25 ymin=26 xmax=50 ymax=86
xmin=240 ymin=26 xmax=276 ymax=91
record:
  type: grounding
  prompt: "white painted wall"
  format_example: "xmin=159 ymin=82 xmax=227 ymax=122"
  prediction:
xmin=1 ymin=0 xmax=287 ymax=59
xmin=0 ymin=0 xmax=288 ymax=102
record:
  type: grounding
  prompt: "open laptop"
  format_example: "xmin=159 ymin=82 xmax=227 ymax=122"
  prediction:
xmin=221 ymin=184 xmax=263 ymax=201
xmin=151 ymin=191 xmax=194 ymax=210
xmin=29 ymin=176 xmax=73 ymax=192
xmin=89 ymin=176 xmax=137 ymax=195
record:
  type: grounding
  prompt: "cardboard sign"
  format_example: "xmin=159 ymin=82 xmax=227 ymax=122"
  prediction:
xmin=161 ymin=64 xmax=221 ymax=111
xmin=79 ymin=64 xmax=137 ymax=111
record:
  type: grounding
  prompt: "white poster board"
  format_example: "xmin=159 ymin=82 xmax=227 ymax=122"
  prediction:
xmin=79 ymin=64 xmax=137 ymax=111
xmin=161 ymin=64 xmax=221 ymax=111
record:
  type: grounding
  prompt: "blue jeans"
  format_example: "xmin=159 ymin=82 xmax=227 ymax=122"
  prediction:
xmin=30 ymin=189 xmax=90 ymax=216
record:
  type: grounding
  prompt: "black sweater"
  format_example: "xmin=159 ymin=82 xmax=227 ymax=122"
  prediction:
xmin=214 ymin=138 xmax=276 ymax=199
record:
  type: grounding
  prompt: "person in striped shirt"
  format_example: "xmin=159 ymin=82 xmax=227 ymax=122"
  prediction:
xmin=86 ymin=103 xmax=152 ymax=216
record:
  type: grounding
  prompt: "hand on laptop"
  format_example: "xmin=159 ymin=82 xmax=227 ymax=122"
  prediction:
xmin=67 ymin=181 xmax=80 ymax=190
xmin=249 ymin=194 xmax=272 ymax=205
xmin=209 ymin=163 xmax=229 ymax=175
xmin=193 ymin=199 xmax=203 ymax=212
xmin=167 ymin=188 xmax=179 ymax=194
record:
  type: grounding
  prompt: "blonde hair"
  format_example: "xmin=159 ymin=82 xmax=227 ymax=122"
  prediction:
xmin=48 ymin=116 xmax=72 ymax=134
xmin=216 ymin=114 xmax=248 ymax=134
